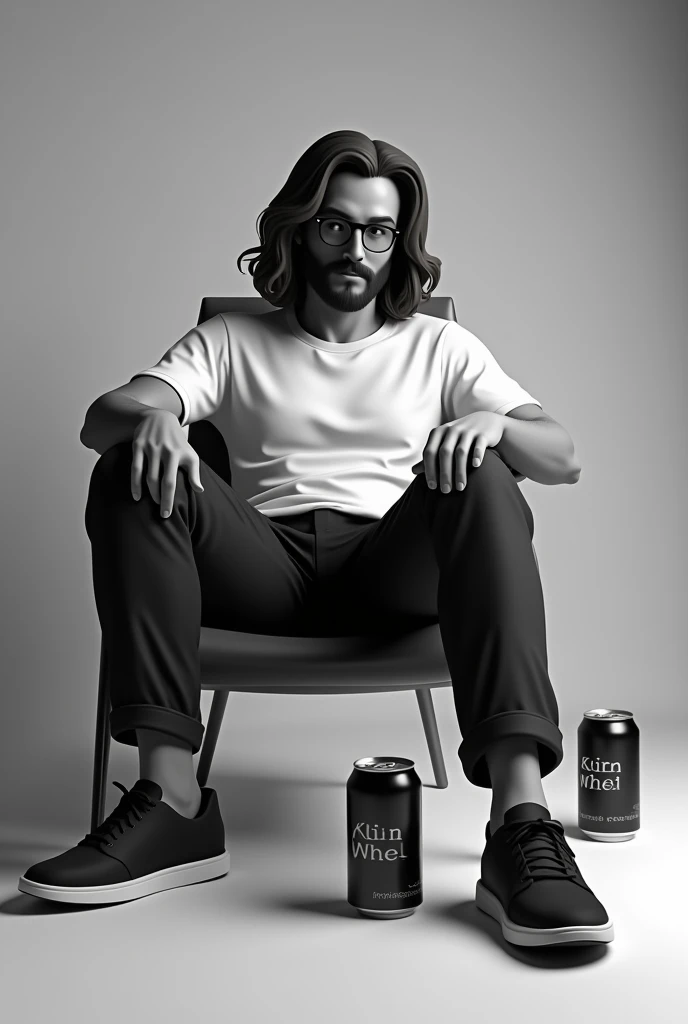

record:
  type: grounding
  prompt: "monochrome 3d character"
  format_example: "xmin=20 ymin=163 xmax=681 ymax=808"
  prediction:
xmin=19 ymin=129 xmax=613 ymax=949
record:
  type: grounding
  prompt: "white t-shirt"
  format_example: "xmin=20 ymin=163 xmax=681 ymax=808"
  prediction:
xmin=130 ymin=306 xmax=541 ymax=520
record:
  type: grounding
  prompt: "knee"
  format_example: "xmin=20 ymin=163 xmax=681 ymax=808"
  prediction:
xmin=88 ymin=440 xmax=132 ymax=492
xmin=468 ymin=448 xmax=516 ymax=488
xmin=417 ymin=449 xmax=521 ymax=520
xmin=467 ymin=449 xmax=535 ymax=533
xmin=427 ymin=447 xmax=513 ymax=497
xmin=95 ymin=440 xmax=131 ymax=467
xmin=475 ymin=448 xmax=513 ymax=477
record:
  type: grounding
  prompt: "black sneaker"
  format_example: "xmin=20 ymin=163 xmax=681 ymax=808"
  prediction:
xmin=475 ymin=801 xmax=614 ymax=947
xmin=17 ymin=779 xmax=230 ymax=904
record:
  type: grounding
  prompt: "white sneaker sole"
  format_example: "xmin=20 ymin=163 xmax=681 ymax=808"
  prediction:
xmin=475 ymin=880 xmax=615 ymax=946
xmin=18 ymin=850 xmax=230 ymax=904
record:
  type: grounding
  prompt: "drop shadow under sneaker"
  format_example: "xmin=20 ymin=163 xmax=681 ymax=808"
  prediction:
xmin=18 ymin=779 xmax=230 ymax=904
xmin=475 ymin=801 xmax=614 ymax=947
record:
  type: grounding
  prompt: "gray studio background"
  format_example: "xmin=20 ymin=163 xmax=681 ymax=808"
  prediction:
xmin=1 ymin=0 xmax=686 ymax=823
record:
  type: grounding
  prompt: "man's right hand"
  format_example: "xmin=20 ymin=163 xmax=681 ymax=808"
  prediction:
xmin=131 ymin=409 xmax=205 ymax=517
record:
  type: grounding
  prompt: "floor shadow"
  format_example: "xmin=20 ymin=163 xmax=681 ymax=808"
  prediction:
xmin=434 ymin=899 xmax=611 ymax=965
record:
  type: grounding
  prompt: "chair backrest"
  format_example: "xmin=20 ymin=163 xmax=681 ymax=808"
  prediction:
xmin=197 ymin=295 xmax=458 ymax=326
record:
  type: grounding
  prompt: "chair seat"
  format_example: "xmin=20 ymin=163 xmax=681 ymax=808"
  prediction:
xmin=199 ymin=622 xmax=452 ymax=693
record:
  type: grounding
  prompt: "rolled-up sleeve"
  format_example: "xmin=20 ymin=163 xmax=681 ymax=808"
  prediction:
xmin=129 ymin=314 xmax=230 ymax=427
xmin=440 ymin=321 xmax=541 ymax=421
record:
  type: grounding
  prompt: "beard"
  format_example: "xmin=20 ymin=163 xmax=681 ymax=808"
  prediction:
xmin=294 ymin=244 xmax=393 ymax=313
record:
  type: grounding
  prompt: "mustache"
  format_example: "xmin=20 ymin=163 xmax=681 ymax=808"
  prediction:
xmin=333 ymin=264 xmax=368 ymax=278
xmin=296 ymin=247 xmax=371 ymax=281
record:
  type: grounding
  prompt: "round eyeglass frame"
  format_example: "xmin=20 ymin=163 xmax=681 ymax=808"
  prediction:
xmin=314 ymin=216 xmax=400 ymax=253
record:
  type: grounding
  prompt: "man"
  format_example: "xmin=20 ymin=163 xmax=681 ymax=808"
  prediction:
xmin=19 ymin=130 xmax=613 ymax=948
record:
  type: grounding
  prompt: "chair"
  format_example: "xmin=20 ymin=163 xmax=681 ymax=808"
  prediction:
xmin=90 ymin=295 xmax=540 ymax=831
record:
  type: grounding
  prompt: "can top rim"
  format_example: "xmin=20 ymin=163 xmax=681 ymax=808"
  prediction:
xmin=353 ymin=757 xmax=415 ymax=773
xmin=583 ymin=708 xmax=634 ymax=720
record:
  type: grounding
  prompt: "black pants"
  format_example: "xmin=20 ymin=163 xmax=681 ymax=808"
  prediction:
xmin=84 ymin=440 xmax=564 ymax=789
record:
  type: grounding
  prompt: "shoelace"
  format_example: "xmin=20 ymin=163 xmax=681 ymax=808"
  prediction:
xmin=503 ymin=818 xmax=579 ymax=883
xmin=78 ymin=781 xmax=157 ymax=849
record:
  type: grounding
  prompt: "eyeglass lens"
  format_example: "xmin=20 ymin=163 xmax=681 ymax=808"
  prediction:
xmin=319 ymin=219 xmax=394 ymax=252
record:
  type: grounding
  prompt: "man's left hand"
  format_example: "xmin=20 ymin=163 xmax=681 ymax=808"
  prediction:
xmin=411 ymin=412 xmax=505 ymax=492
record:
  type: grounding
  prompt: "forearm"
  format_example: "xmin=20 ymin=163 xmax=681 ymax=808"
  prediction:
xmin=80 ymin=393 xmax=158 ymax=455
xmin=494 ymin=415 xmax=580 ymax=485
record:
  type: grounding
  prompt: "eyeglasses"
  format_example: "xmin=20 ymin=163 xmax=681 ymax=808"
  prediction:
xmin=314 ymin=216 xmax=400 ymax=253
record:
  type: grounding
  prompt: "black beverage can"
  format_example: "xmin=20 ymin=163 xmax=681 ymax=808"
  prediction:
xmin=346 ymin=756 xmax=422 ymax=919
xmin=577 ymin=708 xmax=640 ymax=841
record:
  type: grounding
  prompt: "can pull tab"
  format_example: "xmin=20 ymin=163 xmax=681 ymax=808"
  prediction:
xmin=584 ymin=709 xmax=633 ymax=721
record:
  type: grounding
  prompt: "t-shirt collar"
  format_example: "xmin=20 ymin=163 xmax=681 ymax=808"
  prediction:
xmin=284 ymin=305 xmax=400 ymax=351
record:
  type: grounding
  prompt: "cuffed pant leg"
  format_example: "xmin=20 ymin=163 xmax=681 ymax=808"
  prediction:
xmin=415 ymin=452 xmax=564 ymax=788
xmin=109 ymin=704 xmax=205 ymax=753
xmin=457 ymin=710 xmax=564 ymax=789
xmin=85 ymin=441 xmax=310 ymax=755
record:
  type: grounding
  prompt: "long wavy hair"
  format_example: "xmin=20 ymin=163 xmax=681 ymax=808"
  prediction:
xmin=236 ymin=130 xmax=442 ymax=320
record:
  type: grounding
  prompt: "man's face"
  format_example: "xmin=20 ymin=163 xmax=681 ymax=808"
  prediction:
xmin=295 ymin=172 xmax=402 ymax=313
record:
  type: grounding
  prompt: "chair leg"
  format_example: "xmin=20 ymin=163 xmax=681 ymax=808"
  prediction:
xmin=415 ymin=687 xmax=449 ymax=789
xmin=91 ymin=642 xmax=111 ymax=833
xmin=196 ymin=689 xmax=230 ymax=788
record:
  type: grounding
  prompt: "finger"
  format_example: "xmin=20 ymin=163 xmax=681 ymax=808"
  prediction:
xmin=471 ymin=437 xmax=485 ymax=468
xmin=146 ymin=450 xmax=161 ymax=505
xmin=423 ymin=447 xmax=438 ymax=488
xmin=190 ymin=457 xmax=204 ymax=493
xmin=131 ymin=446 xmax=144 ymax=500
xmin=159 ymin=453 xmax=180 ymax=518
xmin=423 ymin=427 xmax=445 ymax=488
xmin=454 ymin=433 xmax=486 ymax=489
xmin=435 ymin=424 xmax=463 ymax=491
xmin=445 ymin=438 xmax=470 ymax=491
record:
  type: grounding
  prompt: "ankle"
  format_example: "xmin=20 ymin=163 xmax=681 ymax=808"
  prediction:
xmin=142 ymin=775 xmax=202 ymax=807
xmin=162 ymin=790 xmax=202 ymax=818
xmin=136 ymin=728 xmax=199 ymax=807
xmin=485 ymin=736 xmax=547 ymax=834
xmin=489 ymin=794 xmax=549 ymax=836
